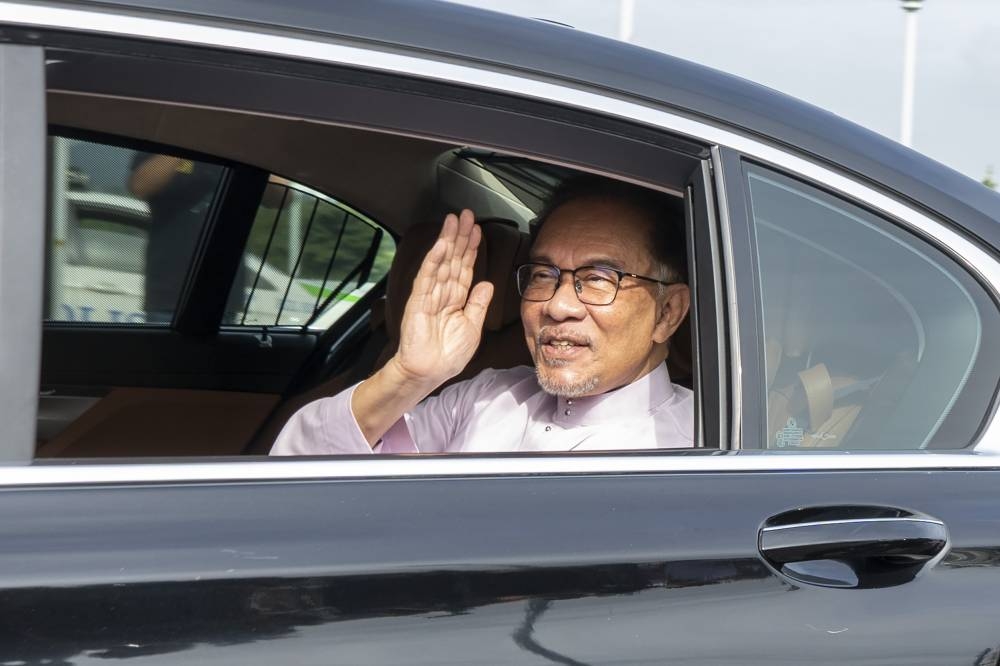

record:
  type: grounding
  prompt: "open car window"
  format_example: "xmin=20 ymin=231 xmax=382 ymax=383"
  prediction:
xmin=32 ymin=41 xmax=714 ymax=461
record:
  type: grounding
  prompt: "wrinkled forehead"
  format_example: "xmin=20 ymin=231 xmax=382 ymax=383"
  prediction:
xmin=530 ymin=196 xmax=657 ymax=267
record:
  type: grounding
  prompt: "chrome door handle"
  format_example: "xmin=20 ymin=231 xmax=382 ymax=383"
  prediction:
xmin=759 ymin=508 xmax=949 ymax=589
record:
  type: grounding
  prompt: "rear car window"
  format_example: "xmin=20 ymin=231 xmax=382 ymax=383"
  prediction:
xmin=46 ymin=136 xmax=395 ymax=331
xmin=225 ymin=177 xmax=395 ymax=329
xmin=748 ymin=164 xmax=1000 ymax=450
xmin=46 ymin=136 xmax=225 ymax=325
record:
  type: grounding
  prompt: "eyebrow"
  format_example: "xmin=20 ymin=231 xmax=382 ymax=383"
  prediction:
xmin=527 ymin=255 xmax=626 ymax=271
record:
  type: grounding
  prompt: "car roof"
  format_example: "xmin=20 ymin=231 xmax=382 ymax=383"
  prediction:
xmin=62 ymin=0 xmax=1000 ymax=246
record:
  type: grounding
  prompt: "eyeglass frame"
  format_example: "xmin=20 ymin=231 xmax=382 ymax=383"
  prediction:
xmin=515 ymin=261 xmax=677 ymax=306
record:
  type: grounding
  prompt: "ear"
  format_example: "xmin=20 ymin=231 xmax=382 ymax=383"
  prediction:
xmin=652 ymin=284 xmax=690 ymax=344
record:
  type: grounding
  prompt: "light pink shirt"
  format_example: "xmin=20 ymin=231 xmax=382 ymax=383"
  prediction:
xmin=270 ymin=364 xmax=693 ymax=455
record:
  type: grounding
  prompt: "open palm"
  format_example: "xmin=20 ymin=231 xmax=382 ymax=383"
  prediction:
xmin=394 ymin=210 xmax=494 ymax=384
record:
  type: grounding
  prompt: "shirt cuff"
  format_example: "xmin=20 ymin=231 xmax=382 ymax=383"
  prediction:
xmin=375 ymin=416 xmax=419 ymax=454
xmin=270 ymin=382 xmax=421 ymax=456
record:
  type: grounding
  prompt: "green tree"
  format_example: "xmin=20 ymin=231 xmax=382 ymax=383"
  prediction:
xmin=983 ymin=166 xmax=997 ymax=190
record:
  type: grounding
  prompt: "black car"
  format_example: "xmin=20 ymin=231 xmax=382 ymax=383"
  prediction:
xmin=1 ymin=1 xmax=999 ymax=663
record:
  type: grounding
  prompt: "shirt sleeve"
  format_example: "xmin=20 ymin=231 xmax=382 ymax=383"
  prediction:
xmin=269 ymin=368 xmax=511 ymax=456
xmin=269 ymin=382 xmax=375 ymax=456
xmin=396 ymin=368 xmax=511 ymax=453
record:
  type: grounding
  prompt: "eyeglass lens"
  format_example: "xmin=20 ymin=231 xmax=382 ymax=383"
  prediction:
xmin=517 ymin=263 xmax=620 ymax=305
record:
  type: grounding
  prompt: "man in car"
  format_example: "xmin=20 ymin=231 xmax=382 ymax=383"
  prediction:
xmin=271 ymin=178 xmax=693 ymax=454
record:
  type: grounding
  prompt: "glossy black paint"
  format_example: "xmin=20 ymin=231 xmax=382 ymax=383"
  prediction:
xmin=3 ymin=467 xmax=1000 ymax=664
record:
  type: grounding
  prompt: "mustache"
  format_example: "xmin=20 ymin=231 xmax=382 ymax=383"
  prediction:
xmin=536 ymin=326 xmax=592 ymax=347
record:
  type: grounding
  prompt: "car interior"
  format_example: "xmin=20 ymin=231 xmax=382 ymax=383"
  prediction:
xmin=37 ymin=90 xmax=697 ymax=459
xmin=27 ymin=37 xmax=1000 ymax=459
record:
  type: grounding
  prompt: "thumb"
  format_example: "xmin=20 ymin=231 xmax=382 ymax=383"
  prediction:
xmin=464 ymin=281 xmax=494 ymax=330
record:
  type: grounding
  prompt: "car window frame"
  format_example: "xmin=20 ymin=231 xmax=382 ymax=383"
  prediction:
xmin=25 ymin=28 xmax=724 ymax=458
xmin=744 ymin=159 xmax=1000 ymax=451
xmin=718 ymin=149 xmax=1000 ymax=453
xmin=0 ymin=3 xmax=998 ymax=476
xmin=0 ymin=43 xmax=46 ymax=463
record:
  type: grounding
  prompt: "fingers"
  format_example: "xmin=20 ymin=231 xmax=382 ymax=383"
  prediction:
xmin=451 ymin=209 xmax=476 ymax=262
xmin=457 ymin=221 xmax=481 ymax=294
xmin=447 ymin=210 xmax=478 ymax=304
xmin=411 ymin=210 xmax=481 ymax=313
xmin=412 ymin=212 xmax=457 ymax=294
xmin=464 ymin=281 xmax=494 ymax=331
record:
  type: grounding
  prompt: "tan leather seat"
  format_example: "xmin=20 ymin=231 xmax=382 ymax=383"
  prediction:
xmin=246 ymin=217 xmax=533 ymax=453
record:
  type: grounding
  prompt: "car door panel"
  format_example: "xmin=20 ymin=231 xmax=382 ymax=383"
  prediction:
xmin=36 ymin=328 xmax=329 ymax=458
xmin=2 ymin=466 xmax=999 ymax=664
xmin=40 ymin=328 xmax=318 ymax=392
xmin=34 ymin=387 xmax=280 ymax=457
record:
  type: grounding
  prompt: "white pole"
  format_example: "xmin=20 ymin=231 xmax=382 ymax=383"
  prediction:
xmin=900 ymin=0 xmax=923 ymax=147
xmin=618 ymin=0 xmax=634 ymax=42
xmin=50 ymin=137 xmax=70 ymax=319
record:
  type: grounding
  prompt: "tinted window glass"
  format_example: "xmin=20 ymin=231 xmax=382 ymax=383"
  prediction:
xmin=748 ymin=165 xmax=999 ymax=450
xmin=226 ymin=178 xmax=395 ymax=329
xmin=47 ymin=137 xmax=225 ymax=325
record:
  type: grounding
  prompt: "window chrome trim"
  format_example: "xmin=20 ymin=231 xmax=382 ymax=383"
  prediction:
xmin=0 ymin=44 xmax=46 ymax=463
xmin=710 ymin=147 xmax=742 ymax=449
xmin=760 ymin=516 xmax=944 ymax=533
xmin=0 ymin=452 xmax=996 ymax=486
xmin=2 ymin=2 xmax=999 ymax=462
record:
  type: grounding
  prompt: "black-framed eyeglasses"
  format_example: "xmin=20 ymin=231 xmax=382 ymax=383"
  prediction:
xmin=515 ymin=262 xmax=675 ymax=306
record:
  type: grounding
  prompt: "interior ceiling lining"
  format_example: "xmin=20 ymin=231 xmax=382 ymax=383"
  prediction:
xmin=46 ymin=91 xmax=456 ymax=233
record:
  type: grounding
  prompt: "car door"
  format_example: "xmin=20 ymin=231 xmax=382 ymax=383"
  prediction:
xmin=1 ymin=5 xmax=1000 ymax=666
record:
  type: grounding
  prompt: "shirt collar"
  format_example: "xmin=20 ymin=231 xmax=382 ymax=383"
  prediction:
xmin=551 ymin=364 xmax=676 ymax=427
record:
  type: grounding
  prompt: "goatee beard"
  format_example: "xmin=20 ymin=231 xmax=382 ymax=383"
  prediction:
xmin=535 ymin=366 xmax=599 ymax=398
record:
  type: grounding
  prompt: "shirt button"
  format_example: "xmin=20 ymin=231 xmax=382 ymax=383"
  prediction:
xmin=564 ymin=409 xmax=572 ymax=416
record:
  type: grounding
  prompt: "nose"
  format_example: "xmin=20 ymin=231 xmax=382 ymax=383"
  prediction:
xmin=542 ymin=273 xmax=587 ymax=321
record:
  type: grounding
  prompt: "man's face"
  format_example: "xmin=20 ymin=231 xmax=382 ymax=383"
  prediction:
xmin=521 ymin=196 xmax=688 ymax=397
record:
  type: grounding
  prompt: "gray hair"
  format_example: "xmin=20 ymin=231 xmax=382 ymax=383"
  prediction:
xmin=533 ymin=175 xmax=688 ymax=285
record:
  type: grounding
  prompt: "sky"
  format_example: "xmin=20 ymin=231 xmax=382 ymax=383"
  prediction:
xmin=448 ymin=0 xmax=1000 ymax=184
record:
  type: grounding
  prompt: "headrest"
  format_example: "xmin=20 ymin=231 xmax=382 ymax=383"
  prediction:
xmin=384 ymin=217 xmax=530 ymax=346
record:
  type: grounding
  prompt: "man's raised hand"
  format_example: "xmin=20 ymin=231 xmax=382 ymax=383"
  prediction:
xmin=351 ymin=210 xmax=493 ymax=445
xmin=390 ymin=209 xmax=494 ymax=387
